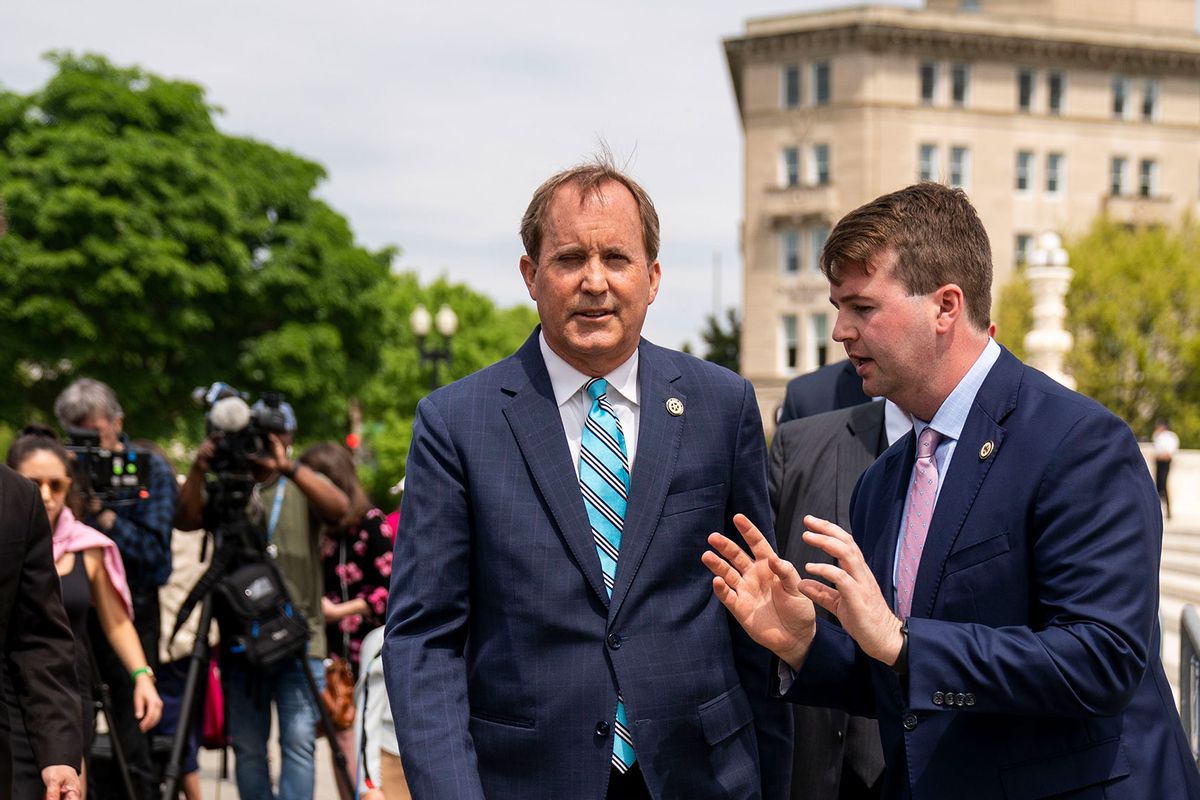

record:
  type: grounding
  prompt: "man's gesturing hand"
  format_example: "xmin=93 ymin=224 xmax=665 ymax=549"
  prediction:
xmin=702 ymin=514 xmax=816 ymax=670
xmin=798 ymin=515 xmax=904 ymax=667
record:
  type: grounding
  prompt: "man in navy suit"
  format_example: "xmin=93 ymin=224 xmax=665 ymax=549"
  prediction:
xmin=384 ymin=161 xmax=790 ymax=799
xmin=706 ymin=182 xmax=1200 ymax=799
xmin=777 ymin=360 xmax=871 ymax=425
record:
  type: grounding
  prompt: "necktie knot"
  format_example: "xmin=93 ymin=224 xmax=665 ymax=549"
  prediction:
xmin=587 ymin=378 xmax=608 ymax=401
xmin=917 ymin=427 xmax=941 ymax=460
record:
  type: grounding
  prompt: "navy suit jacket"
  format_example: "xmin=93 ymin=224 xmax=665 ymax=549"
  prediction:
xmin=778 ymin=360 xmax=871 ymax=425
xmin=786 ymin=348 xmax=1200 ymax=799
xmin=384 ymin=331 xmax=791 ymax=800
xmin=0 ymin=465 xmax=82 ymax=789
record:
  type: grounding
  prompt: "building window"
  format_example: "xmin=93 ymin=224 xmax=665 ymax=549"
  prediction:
xmin=781 ymin=229 xmax=801 ymax=274
xmin=1142 ymin=80 xmax=1160 ymax=121
xmin=782 ymin=315 xmax=799 ymax=371
xmin=1110 ymin=156 xmax=1128 ymax=195
xmin=810 ymin=313 xmax=830 ymax=369
xmin=950 ymin=146 xmax=969 ymax=188
xmin=1017 ymin=69 xmax=1035 ymax=112
xmin=918 ymin=144 xmax=939 ymax=182
xmin=961 ymin=0 xmax=981 ymax=10
xmin=810 ymin=223 xmax=829 ymax=274
xmin=1112 ymin=76 xmax=1130 ymax=118
xmin=1045 ymin=152 xmax=1064 ymax=194
xmin=1015 ymin=150 xmax=1034 ymax=192
xmin=920 ymin=62 xmax=937 ymax=105
xmin=1015 ymin=233 xmax=1032 ymax=266
xmin=1047 ymin=72 xmax=1064 ymax=115
xmin=782 ymin=65 xmax=801 ymax=109
xmin=1139 ymin=159 xmax=1158 ymax=197
xmin=811 ymin=143 xmax=830 ymax=186
xmin=782 ymin=147 xmax=800 ymax=187
xmin=951 ymin=63 xmax=969 ymax=106
xmin=813 ymin=61 xmax=831 ymax=105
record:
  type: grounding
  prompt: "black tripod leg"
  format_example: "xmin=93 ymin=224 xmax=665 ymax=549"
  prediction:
xmin=300 ymin=657 xmax=355 ymax=798
xmin=88 ymin=645 xmax=138 ymax=800
xmin=160 ymin=595 xmax=214 ymax=800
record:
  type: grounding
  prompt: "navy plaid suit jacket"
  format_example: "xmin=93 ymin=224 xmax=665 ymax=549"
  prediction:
xmin=384 ymin=330 xmax=791 ymax=799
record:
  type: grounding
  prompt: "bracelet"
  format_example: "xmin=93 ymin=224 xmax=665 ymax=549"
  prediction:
xmin=283 ymin=462 xmax=299 ymax=478
xmin=131 ymin=666 xmax=156 ymax=684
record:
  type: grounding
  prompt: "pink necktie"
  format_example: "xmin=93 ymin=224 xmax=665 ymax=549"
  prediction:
xmin=896 ymin=427 xmax=941 ymax=620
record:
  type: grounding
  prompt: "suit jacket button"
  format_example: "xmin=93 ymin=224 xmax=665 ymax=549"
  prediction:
xmin=933 ymin=692 xmax=944 ymax=705
xmin=955 ymin=693 xmax=966 ymax=706
xmin=595 ymin=721 xmax=610 ymax=737
xmin=607 ymin=633 xmax=623 ymax=650
xmin=965 ymin=693 xmax=976 ymax=706
xmin=902 ymin=713 xmax=918 ymax=731
xmin=835 ymin=729 xmax=844 ymax=742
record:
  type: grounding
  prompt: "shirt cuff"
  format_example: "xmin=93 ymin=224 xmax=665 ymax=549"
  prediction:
xmin=776 ymin=659 xmax=796 ymax=695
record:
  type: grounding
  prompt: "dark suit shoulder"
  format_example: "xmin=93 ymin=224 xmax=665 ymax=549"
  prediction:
xmin=0 ymin=464 xmax=38 ymax=523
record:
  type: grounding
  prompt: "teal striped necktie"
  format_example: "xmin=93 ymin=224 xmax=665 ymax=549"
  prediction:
xmin=579 ymin=378 xmax=636 ymax=772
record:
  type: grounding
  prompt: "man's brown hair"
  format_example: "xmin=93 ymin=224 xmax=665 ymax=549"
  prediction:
xmin=820 ymin=182 xmax=993 ymax=328
xmin=520 ymin=157 xmax=660 ymax=263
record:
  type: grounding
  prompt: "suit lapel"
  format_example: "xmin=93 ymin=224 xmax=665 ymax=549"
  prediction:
xmin=501 ymin=333 xmax=609 ymax=606
xmin=838 ymin=402 xmax=887 ymax=531
xmin=609 ymin=342 xmax=684 ymax=621
xmin=909 ymin=349 xmax=1022 ymax=619
xmin=871 ymin=439 xmax=913 ymax=611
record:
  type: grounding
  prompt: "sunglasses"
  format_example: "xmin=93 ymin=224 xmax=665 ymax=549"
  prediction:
xmin=31 ymin=476 xmax=72 ymax=494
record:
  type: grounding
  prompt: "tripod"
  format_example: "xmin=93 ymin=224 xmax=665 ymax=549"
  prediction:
xmin=160 ymin=475 xmax=354 ymax=800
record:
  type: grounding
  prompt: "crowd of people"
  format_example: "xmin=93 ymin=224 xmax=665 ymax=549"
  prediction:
xmin=3 ymin=165 xmax=1198 ymax=800
xmin=0 ymin=372 xmax=402 ymax=799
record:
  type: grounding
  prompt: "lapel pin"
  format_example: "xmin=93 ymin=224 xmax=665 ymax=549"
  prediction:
xmin=979 ymin=440 xmax=995 ymax=460
xmin=665 ymin=397 xmax=684 ymax=417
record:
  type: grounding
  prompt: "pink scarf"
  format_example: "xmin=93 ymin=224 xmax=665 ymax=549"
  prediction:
xmin=52 ymin=506 xmax=134 ymax=618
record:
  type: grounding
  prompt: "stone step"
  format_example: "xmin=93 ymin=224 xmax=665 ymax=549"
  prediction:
xmin=1161 ymin=550 xmax=1200 ymax=577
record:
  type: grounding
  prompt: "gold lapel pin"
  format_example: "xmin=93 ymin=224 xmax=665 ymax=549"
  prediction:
xmin=665 ymin=397 xmax=684 ymax=417
xmin=979 ymin=440 xmax=995 ymax=460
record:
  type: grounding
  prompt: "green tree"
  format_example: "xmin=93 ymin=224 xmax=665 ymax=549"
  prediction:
xmin=697 ymin=307 xmax=741 ymax=373
xmin=1067 ymin=219 xmax=1200 ymax=446
xmin=993 ymin=269 xmax=1032 ymax=362
xmin=0 ymin=53 xmax=392 ymax=441
xmin=356 ymin=275 xmax=539 ymax=502
xmin=990 ymin=219 xmax=1200 ymax=446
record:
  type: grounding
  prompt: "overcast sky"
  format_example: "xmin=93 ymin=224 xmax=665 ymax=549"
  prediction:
xmin=3 ymin=1 xmax=923 ymax=351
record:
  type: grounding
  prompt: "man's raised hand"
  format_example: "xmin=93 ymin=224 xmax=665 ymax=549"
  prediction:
xmin=702 ymin=514 xmax=816 ymax=670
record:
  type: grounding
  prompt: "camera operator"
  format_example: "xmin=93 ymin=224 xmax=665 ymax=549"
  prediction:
xmin=176 ymin=399 xmax=349 ymax=800
xmin=54 ymin=378 xmax=177 ymax=800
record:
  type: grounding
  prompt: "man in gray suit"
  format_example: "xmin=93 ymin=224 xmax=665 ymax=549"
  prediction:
xmin=770 ymin=399 xmax=908 ymax=799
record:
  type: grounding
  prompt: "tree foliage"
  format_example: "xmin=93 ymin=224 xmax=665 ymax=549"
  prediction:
xmin=991 ymin=219 xmax=1200 ymax=446
xmin=0 ymin=53 xmax=541 ymax=503
xmin=1067 ymin=220 xmax=1200 ymax=446
xmin=697 ymin=307 xmax=741 ymax=374
xmin=0 ymin=53 xmax=391 ymax=442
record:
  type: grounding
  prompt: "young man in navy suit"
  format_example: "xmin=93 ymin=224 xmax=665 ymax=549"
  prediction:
xmin=706 ymin=182 xmax=1200 ymax=799
xmin=385 ymin=161 xmax=790 ymax=799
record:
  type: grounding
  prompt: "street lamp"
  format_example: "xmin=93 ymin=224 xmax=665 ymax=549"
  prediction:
xmin=410 ymin=303 xmax=459 ymax=390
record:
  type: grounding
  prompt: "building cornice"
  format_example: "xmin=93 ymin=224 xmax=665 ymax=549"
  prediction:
xmin=725 ymin=8 xmax=1200 ymax=116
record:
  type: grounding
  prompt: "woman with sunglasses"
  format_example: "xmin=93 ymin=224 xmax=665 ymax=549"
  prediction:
xmin=3 ymin=426 xmax=162 ymax=799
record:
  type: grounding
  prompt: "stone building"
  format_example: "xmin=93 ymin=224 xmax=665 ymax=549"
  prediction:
xmin=725 ymin=0 xmax=1200 ymax=427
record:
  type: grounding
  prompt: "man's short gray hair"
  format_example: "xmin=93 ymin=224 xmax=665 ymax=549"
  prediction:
xmin=54 ymin=378 xmax=124 ymax=426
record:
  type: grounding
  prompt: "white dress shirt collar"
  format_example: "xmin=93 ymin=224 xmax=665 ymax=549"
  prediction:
xmin=538 ymin=331 xmax=640 ymax=410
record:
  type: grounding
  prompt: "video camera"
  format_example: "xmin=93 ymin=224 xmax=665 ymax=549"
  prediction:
xmin=64 ymin=428 xmax=149 ymax=506
xmin=194 ymin=382 xmax=293 ymax=475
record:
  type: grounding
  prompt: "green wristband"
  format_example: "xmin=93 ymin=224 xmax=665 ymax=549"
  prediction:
xmin=131 ymin=666 xmax=155 ymax=683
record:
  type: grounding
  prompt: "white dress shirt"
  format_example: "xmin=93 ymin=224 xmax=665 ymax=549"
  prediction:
xmin=539 ymin=332 xmax=641 ymax=473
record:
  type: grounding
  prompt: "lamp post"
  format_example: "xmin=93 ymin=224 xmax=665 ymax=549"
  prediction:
xmin=1023 ymin=231 xmax=1075 ymax=389
xmin=410 ymin=303 xmax=458 ymax=391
